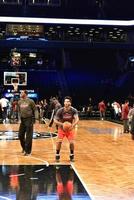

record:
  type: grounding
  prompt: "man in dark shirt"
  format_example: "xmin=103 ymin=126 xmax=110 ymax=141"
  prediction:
xmin=54 ymin=96 xmax=79 ymax=162
xmin=48 ymin=97 xmax=62 ymax=131
xmin=18 ymin=90 xmax=36 ymax=156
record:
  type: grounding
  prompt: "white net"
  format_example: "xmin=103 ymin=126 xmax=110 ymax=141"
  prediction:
xmin=12 ymin=82 xmax=18 ymax=92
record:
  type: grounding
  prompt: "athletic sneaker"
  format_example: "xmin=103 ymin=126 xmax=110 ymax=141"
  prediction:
xmin=21 ymin=149 xmax=25 ymax=154
xmin=131 ymin=134 xmax=134 ymax=140
xmin=24 ymin=153 xmax=31 ymax=156
xmin=55 ymin=154 xmax=60 ymax=162
xmin=70 ymin=154 xmax=74 ymax=162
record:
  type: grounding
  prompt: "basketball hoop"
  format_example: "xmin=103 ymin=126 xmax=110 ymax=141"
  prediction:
xmin=12 ymin=82 xmax=18 ymax=92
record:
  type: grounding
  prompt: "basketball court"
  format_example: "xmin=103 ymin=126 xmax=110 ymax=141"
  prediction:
xmin=0 ymin=120 xmax=133 ymax=200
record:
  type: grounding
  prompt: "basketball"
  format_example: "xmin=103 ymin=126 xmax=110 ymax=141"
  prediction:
xmin=63 ymin=121 xmax=72 ymax=132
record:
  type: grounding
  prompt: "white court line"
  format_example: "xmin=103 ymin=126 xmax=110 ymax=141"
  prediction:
xmin=25 ymin=155 xmax=49 ymax=167
xmin=71 ymin=164 xmax=95 ymax=200
xmin=48 ymin=128 xmax=57 ymax=153
xmin=34 ymin=121 xmax=57 ymax=150
xmin=0 ymin=196 xmax=12 ymax=200
xmin=2 ymin=160 xmax=4 ymax=166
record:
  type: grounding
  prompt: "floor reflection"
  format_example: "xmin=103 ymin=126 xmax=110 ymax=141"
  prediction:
xmin=0 ymin=165 xmax=91 ymax=200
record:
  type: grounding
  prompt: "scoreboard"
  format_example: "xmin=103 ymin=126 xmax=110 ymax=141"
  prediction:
xmin=6 ymin=24 xmax=44 ymax=37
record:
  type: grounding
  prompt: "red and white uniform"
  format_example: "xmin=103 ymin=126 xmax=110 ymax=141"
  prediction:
xmin=54 ymin=106 xmax=78 ymax=141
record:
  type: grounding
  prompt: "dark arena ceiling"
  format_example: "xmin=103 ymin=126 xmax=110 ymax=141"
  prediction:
xmin=0 ymin=1 xmax=133 ymax=51
xmin=0 ymin=0 xmax=133 ymax=20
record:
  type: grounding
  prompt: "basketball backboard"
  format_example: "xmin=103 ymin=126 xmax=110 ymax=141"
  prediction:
xmin=4 ymin=72 xmax=27 ymax=86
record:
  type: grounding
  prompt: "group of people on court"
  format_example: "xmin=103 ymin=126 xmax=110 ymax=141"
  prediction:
xmin=18 ymin=90 xmax=79 ymax=161
xmin=98 ymin=99 xmax=134 ymax=139
xmin=17 ymin=89 xmax=134 ymax=161
xmin=98 ymin=100 xmax=122 ymax=121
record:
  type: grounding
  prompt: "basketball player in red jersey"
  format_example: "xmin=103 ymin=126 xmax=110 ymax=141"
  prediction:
xmin=54 ymin=96 xmax=79 ymax=162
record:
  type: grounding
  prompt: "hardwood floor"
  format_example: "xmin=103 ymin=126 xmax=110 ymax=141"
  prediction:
xmin=0 ymin=120 xmax=133 ymax=200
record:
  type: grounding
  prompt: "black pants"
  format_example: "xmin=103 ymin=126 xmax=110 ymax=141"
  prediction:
xmin=48 ymin=109 xmax=55 ymax=127
xmin=123 ymin=119 xmax=129 ymax=133
xmin=2 ymin=107 xmax=7 ymax=121
xmin=130 ymin=116 xmax=134 ymax=135
xmin=19 ymin=117 xmax=33 ymax=154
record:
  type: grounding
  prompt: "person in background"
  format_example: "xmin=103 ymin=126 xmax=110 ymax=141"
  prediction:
xmin=121 ymin=100 xmax=129 ymax=133
xmin=48 ymin=97 xmax=62 ymax=131
xmin=18 ymin=90 xmax=36 ymax=156
xmin=87 ymin=97 xmax=93 ymax=118
xmin=128 ymin=104 xmax=134 ymax=139
xmin=0 ymin=95 xmax=9 ymax=123
xmin=98 ymin=100 xmax=106 ymax=120
xmin=111 ymin=101 xmax=121 ymax=120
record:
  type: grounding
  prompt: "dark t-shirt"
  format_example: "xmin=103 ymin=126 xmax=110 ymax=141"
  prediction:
xmin=18 ymin=98 xmax=36 ymax=118
xmin=54 ymin=106 xmax=78 ymax=124
xmin=54 ymin=102 xmax=62 ymax=113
